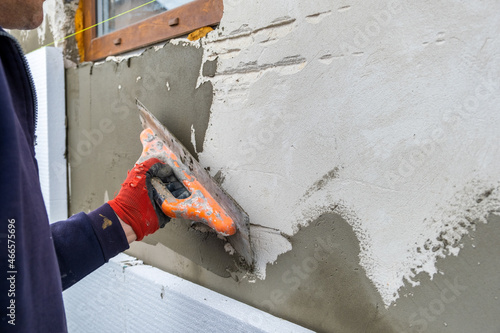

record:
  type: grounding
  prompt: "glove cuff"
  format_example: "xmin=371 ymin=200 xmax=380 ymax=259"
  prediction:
xmin=108 ymin=158 xmax=163 ymax=241
xmin=108 ymin=199 xmax=146 ymax=241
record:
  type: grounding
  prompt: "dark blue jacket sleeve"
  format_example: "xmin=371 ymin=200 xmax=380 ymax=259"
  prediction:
xmin=0 ymin=27 xmax=129 ymax=331
xmin=1 ymin=28 xmax=67 ymax=331
xmin=51 ymin=204 xmax=129 ymax=290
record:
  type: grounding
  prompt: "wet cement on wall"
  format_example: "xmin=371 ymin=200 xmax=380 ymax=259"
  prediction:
xmin=66 ymin=41 xmax=241 ymax=277
xmin=246 ymin=212 xmax=398 ymax=332
xmin=67 ymin=41 xmax=214 ymax=202
xmin=388 ymin=213 xmax=500 ymax=333
xmin=128 ymin=209 xmax=500 ymax=332
xmin=128 ymin=212 xmax=398 ymax=332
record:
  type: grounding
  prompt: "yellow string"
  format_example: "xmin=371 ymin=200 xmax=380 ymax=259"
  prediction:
xmin=36 ymin=0 xmax=158 ymax=50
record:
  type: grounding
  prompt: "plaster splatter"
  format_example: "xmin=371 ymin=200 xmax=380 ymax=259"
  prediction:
xmin=190 ymin=125 xmax=198 ymax=155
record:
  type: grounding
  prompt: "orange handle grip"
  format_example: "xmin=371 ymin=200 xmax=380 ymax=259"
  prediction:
xmin=142 ymin=128 xmax=236 ymax=236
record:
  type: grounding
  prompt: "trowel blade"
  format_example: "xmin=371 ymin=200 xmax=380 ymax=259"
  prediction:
xmin=137 ymin=100 xmax=254 ymax=268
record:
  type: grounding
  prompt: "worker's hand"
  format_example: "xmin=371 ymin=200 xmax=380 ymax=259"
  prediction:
xmin=108 ymin=158 xmax=188 ymax=241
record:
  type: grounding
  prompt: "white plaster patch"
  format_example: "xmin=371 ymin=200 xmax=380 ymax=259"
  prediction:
xmin=250 ymin=226 xmax=292 ymax=279
xmin=190 ymin=124 xmax=198 ymax=154
xmin=190 ymin=0 xmax=500 ymax=306
xmin=224 ymin=242 xmax=236 ymax=255
xmin=169 ymin=38 xmax=201 ymax=48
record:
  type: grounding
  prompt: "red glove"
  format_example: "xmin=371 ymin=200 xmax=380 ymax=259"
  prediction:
xmin=108 ymin=158 xmax=172 ymax=241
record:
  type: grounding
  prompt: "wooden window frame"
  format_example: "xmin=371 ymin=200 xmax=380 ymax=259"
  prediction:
xmin=81 ymin=0 xmax=223 ymax=62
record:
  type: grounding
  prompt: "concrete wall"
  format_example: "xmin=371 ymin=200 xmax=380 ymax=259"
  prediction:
xmin=39 ymin=0 xmax=500 ymax=332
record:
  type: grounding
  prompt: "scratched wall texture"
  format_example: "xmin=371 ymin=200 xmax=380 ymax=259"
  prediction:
xmin=16 ymin=0 xmax=500 ymax=332
xmin=198 ymin=0 xmax=500 ymax=302
xmin=127 ymin=1 xmax=500 ymax=331
xmin=192 ymin=0 xmax=500 ymax=331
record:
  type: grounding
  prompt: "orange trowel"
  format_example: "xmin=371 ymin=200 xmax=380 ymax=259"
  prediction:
xmin=137 ymin=100 xmax=253 ymax=267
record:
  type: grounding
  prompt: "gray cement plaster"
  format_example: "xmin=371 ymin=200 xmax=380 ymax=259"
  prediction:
xmin=67 ymin=43 xmax=213 ymax=218
xmin=66 ymin=42 xmax=241 ymax=277
xmin=246 ymin=213 xmax=398 ymax=332
xmin=129 ymin=211 xmax=500 ymax=333
xmin=129 ymin=213 xmax=399 ymax=332
xmin=141 ymin=219 xmax=239 ymax=278
xmin=388 ymin=213 xmax=500 ymax=333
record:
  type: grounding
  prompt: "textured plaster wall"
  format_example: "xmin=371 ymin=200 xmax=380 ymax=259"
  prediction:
xmin=197 ymin=0 xmax=500 ymax=305
xmin=62 ymin=0 xmax=500 ymax=332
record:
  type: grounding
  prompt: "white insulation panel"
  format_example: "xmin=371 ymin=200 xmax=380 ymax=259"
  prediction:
xmin=63 ymin=253 xmax=312 ymax=333
xmin=26 ymin=47 xmax=67 ymax=223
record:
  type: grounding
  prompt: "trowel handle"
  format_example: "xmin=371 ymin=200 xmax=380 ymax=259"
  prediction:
xmin=151 ymin=177 xmax=179 ymax=218
xmin=140 ymin=128 xmax=237 ymax=236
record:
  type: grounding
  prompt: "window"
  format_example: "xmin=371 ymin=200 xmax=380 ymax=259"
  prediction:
xmin=79 ymin=0 xmax=223 ymax=61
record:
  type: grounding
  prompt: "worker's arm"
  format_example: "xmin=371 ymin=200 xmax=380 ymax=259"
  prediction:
xmin=120 ymin=217 xmax=137 ymax=243
xmin=50 ymin=204 xmax=129 ymax=290
xmin=51 ymin=158 xmax=186 ymax=290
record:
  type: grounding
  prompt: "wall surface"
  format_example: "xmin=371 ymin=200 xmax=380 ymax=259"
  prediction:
xmin=63 ymin=0 xmax=500 ymax=332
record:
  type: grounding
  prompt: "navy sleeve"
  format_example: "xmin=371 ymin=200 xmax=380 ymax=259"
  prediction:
xmin=51 ymin=204 xmax=129 ymax=290
xmin=1 ymin=29 xmax=69 ymax=331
